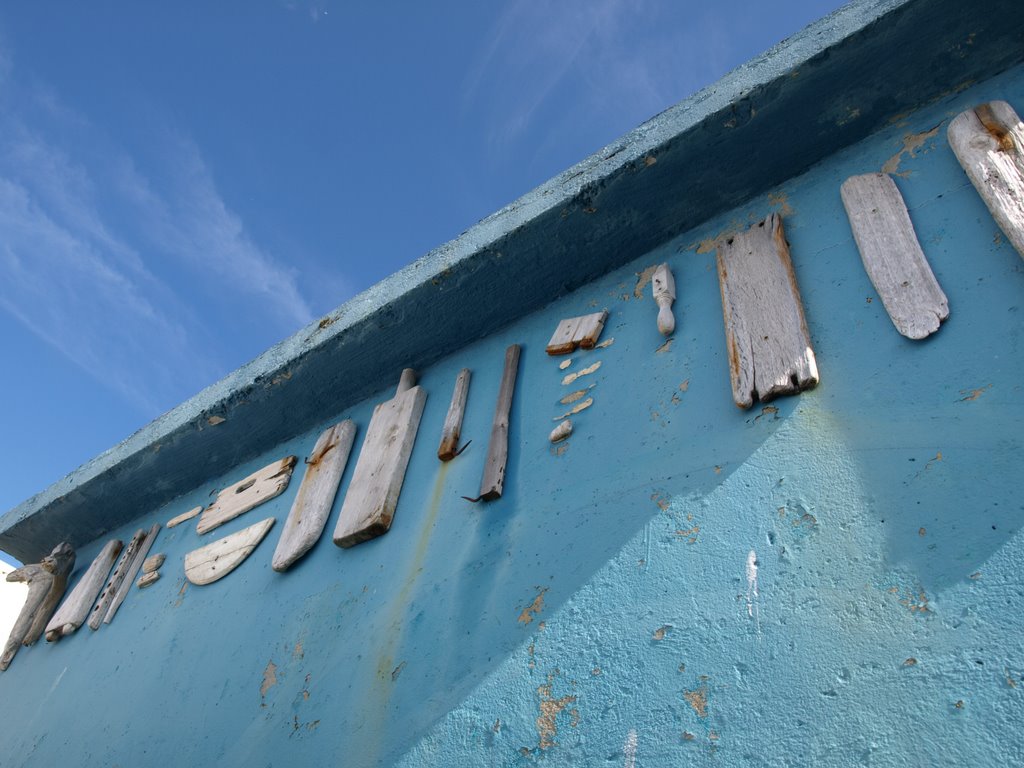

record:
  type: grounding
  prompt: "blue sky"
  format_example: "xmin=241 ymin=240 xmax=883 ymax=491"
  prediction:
xmin=0 ymin=1 xmax=843 ymax=521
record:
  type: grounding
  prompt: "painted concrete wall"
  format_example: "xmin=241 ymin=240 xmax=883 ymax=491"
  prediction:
xmin=2 ymin=44 xmax=1024 ymax=768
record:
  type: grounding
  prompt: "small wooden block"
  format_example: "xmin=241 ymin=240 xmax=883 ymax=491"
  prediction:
xmin=545 ymin=312 xmax=607 ymax=355
xmin=272 ymin=420 xmax=357 ymax=572
xmin=137 ymin=572 xmax=160 ymax=589
xmin=438 ymin=369 xmax=472 ymax=461
xmin=716 ymin=213 xmax=818 ymax=408
xmin=197 ymin=456 xmax=297 ymax=535
xmin=576 ymin=311 xmax=608 ymax=349
xmin=841 ymin=173 xmax=948 ymax=339
xmin=46 ymin=539 xmax=122 ymax=642
xmin=167 ymin=505 xmax=202 ymax=528
xmin=143 ymin=554 xmax=166 ymax=573
xmin=185 ymin=518 xmax=276 ymax=586
xmin=948 ymin=100 xmax=1024 ymax=259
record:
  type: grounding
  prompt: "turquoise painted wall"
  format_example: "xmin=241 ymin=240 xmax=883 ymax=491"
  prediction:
xmin=1 ymin=64 xmax=1023 ymax=768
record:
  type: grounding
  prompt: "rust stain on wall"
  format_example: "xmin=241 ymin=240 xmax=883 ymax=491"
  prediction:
xmin=519 ymin=587 xmax=548 ymax=625
xmin=882 ymin=125 xmax=940 ymax=174
xmin=684 ymin=682 xmax=709 ymax=718
xmin=958 ymin=384 xmax=991 ymax=401
xmin=767 ymin=192 xmax=793 ymax=216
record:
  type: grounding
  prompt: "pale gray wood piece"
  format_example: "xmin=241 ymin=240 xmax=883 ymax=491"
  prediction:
xmin=716 ymin=213 xmax=819 ymax=409
xmin=167 ymin=505 xmax=202 ymax=528
xmin=576 ymin=311 xmax=608 ymax=349
xmin=196 ymin=456 xmax=297 ymax=535
xmin=841 ymin=173 xmax=949 ymax=339
xmin=88 ymin=529 xmax=146 ymax=631
xmin=477 ymin=344 xmax=521 ymax=501
xmin=546 ymin=317 xmax=582 ymax=355
xmin=271 ymin=420 xmax=357 ymax=572
xmin=137 ymin=572 xmax=160 ymax=589
xmin=104 ymin=523 xmax=160 ymax=624
xmin=948 ymin=100 xmax=1024 ymax=259
xmin=143 ymin=553 xmax=165 ymax=573
xmin=333 ymin=371 xmax=428 ymax=547
xmin=438 ymin=369 xmax=472 ymax=461
xmin=45 ymin=539 xmax=122 ymax=642
xmin=185 ymin=517 xmax=276 ymax=586
xmin=1 ymin=543 xmax=75 ymax=670
xmin=652 ymin=263 xmax=676 ymax=336
xmin=550 ymin=419 xmax=573 ymax=443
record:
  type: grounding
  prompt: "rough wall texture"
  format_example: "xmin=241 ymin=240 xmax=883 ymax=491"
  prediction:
xmin=0 ymin=62 xmax=1021 ymax=766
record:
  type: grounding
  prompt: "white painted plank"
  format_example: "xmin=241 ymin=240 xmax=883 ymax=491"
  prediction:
xmin=716 ymin=213 xmax=819 ymax=409
xmin=652 ymin=263 xmax=676 ymax=335
xmin=88 ymin=529 xmax=147 ymax=630
xmin=438 ymin=369 xmax=472 ymax=461
xmin=167 ymin=505 xmax=202 ymax=528
xmin=196 ymin=456 xmax=297 ymax=535
xmin=477 ymin=344 xmax=521 ymax=501
xmin=576 ymin=310 xmax=608 ymax=349
xmin=333 ymin=371 xmax=427 ymax=547
xmin=45 ymin=539 xmax=122 ymax=642
xmin=104 ymin=523 xmax=160 ymax=624
xmin=546 ymin=317 xmax=582 ymax=355
xmin=948 ymin=100 xmax=1024 ymax=259
xmin=841 ymin=173 xmax=949 ymax=339
xmin=272 ymin=420 xmax=357 ymax=572
xmin=185 ymin=518 xmax=276 ymax=586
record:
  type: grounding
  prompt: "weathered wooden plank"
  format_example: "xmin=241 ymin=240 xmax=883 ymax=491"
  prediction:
xmin=196 ymin=456 xmax=297 ymax=535
xmin=652 ymin=263 xmax=676 ymax=336
xmin=88 ymin=529 xmax=147 ymax=630
xmin=477 ymin=344 xmax=521 ymax=501
xmin=143 ymin=554 xmax=165 ymax=573
xmin=716 ymin=213 xmax=819 ymax=408
xmin=438 ymin=369 xmax=472 ymax=461
xmin=185 ymin=517 xmax=276 ymax=586
xmin=333 ymin=370 xmax=427 ymax=548
xmin=45 ymin=539 xmax=122 ymax=642
xmin=272 ymin=420 xmax=357 ymax=572
xmin=576 ymin=311 xmax=608 ymax=349
xmin=546 ymin=317 xmax=582 ymax=355
xmin=1 ymin=543 xmax=75 ymax=670
xmin=948 ymin=100 xmax=1024 ymax=259
xmin=104 ymin=523 xmax=160 ymax=624
xmin=137 ymin=572 xmax=160 ymax=589
xmin=167 ymin=505 xmax=202 ymax=528
xmin=841 ymin=172 xmax=949 ymax=339
xmin=550 ymin=419 xmax=572 ymax=443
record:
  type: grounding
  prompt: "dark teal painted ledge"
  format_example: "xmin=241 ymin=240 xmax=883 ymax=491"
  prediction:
xmin=2 ymin=0 xmax=1023 ymax=562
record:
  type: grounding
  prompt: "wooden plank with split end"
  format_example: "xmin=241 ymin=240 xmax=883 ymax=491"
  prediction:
xmin=185 ymin=518 xmax=275 ymax=586
xmin=546 ymin=317 xmax=582 ymax=355
xmin=652 ymin=264 xmax=676 ymax=336
xmin=197 ymin=456 xmax=297 ymax=535
xmin=87 ymin=529 xmax=147 ymax=630
xmin=716 ymin=213 xmax=818 ymax=408
xmin=333 ymin=370 xmax=427 ymax=548
xmin=438 ymin=369 xmax=472 ymax=461
xmin=272 ymin=420 xmax=357 ymax=572
xmin=45 ymin=539 xmax=122 ymax=642
xmin=948 ymin=100 xmax=1024 ymax=259
xmin=167 ymin=505 xmax=202 ymax=528
xmin=104 ymin=523 xmax=160 ymax=624
xmin=476 ymin=344 xmax=521 ymax=501
xmin=841 ymin=173 xmax=948 ymax=339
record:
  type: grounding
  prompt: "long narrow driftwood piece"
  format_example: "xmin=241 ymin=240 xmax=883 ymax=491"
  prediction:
xmin=272 ymin=420 xmax=357 ymax=572
xmin=104 ymin=523 xmax=160 ymax=624
xmin=716 ymin=213 xmax=818 ymax=408
xmin=948 ymin=100 xmax=1024 ymax=259
xmin=841 ymin=173 xmax=948 ymax=339
xmin=185 ymin=517 xmax=276 ymax=586
xmin=167 ymin=505 xmax=202 ymax=528
xmin=475 ymin=344 xmax=521 ymax=501
xmin=45 ymin=538 xmax=122 ymax=641
xmin=438 ymin=369 xmax=472 ymax=461
xmin=88 ymin=529 xmax=147 ymax=630
xmin=333 ymin=370 xmax=427 ymax=548
xmin=196 ymin=456 xmax=297 ymax=535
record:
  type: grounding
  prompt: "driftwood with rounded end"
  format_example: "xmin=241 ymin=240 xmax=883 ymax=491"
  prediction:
xmin=196 ymin=457 xmax=296 ymax=535
xmin=185 ymin=518 xmax=276 ymax=586
xmin=46 ymin=539 xmax=121 ymax=642
xmin=550 ymin=420 xmax=573 ymax=443
xmin=2 ymin=542 xmax=75 ymax=670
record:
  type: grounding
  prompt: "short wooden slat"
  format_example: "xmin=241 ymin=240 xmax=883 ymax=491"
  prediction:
xmin=477 ymin=344 xmax=521 ymax=501
xmin=948 ymin=100 xmax=1024 ymax=259
xmin=576 ymin=311 xmax=608 ymax=349
xmin=716 ymin=213 xmax=819 ymax=409
xmin=88 ymin=529 xmax=147 ymax=630
xmin=272 ymin=420 xmax=357 ymax=572
xmin=438 ymin=369 xmax=472 ymax=461
xmin=546 ymin=317 xmax=582 ymax=355
xmin=333 ymin=371 xmax=427 ymax=547
xmin=104 ymin=523 xmax=160 ymax=624
xmin=841 ymin=172 xmax=949 ymax=339
xmin=45 ymin=539 xmax=122 ymax=642
xmin=185 ymin=517 xmax=276 ymax=586
xmin=196 ymin=456 xmax=297 ymax=535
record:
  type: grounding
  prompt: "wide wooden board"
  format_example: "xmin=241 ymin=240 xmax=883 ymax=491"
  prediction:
xmin=333 ymin=382 xmax=427 ymax=547
xmin=841 ymin=173 xmax=948 ymax=339
xmin=104 ymin=523 xmax=160 ymax=624
xmin=948 ymin=100 xmax=1024 ymax=259
xmin=716 ymin=213 xmax=818 ymax=408
xmin=45 ymin=539 xmax=122 ymax=641
xmin=197 ymin=456 xmax=296 ymax=535
xmin=185 ymin=518 xmax=276 ymax=586
xmin=272 ymin=420 xmax=357 ymax=572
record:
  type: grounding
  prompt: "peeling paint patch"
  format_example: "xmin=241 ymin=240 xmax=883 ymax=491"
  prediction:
xmin=634 ymin=264 xmax=659 ymax=298
xmin=293 ymin=640 xmax=304 ymax=660
xmin=767 ymin=191 xmax=793 ymax=216
xmin=684 ymin=683 xmax=709 ymax=718
xmin=560 ymin=387 xmax=593 ymax=405
xmin=559 ymin=359 xmax=573 ymax=370
xmin=536 ymin=671 xmax=578 ymax=749
xmin=655 ymin=338 xmax=674 ymax=354
xmin=675 ymin=524 xmax=699 ymax=544
xmin=562 ymin=361 xmax=601 ymax=386
xmin=653 ymin=625 xmax=671 ymax=641
xmin=651 ymin=493 xmax=670 ymax=512
xmin=554 ymin=398 xmax=593 ymax=420
xmin=518 ymin=588 xmax=548 ymax=625
xmin=881 ymin=125 xmax=940 ymax=174
xmin=260 ymin=660 xmax=278 ymax=701
xmin=206 ymin=415 xmax=226 ymax=426
xmin=596 ymin=337 xmax=615 ymax=348
xmin=958 ymin=384 xmax=991 ymax=401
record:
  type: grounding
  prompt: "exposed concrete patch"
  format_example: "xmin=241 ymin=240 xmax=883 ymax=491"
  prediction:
xmin=536 ymin=670 xmax=578 ymax=750
xmin=634 ymin=265 xmax=660 ymax=298
xmin=518 ymin=587 xmax=548 ymax=625
xmin=260 ymin=660 xmax=278 ymax=702
xmin=684 ymin=681 xmax=709 ymax=718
